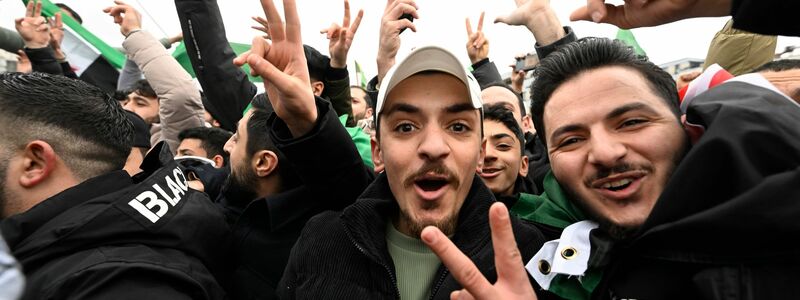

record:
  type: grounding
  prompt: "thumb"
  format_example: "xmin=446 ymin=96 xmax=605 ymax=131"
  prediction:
xmin=569 ymin=6 xmax=593 ymax=22
xmin=494 ymin=15 xmax=510 ymax=25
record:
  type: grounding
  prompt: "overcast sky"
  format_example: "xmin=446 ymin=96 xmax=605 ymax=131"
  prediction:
xmin=2 ymin=0 xmax=799 ymax=79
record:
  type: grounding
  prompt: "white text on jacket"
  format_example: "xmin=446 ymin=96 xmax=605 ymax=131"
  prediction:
xmin=128 ymin=167 xmax=190 ymax=223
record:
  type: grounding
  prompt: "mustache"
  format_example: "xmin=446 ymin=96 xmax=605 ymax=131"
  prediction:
xmin=584 ymin=162 xmax=654 ymax=184
xmin=403 ymin=163 xmax=457 ymax=187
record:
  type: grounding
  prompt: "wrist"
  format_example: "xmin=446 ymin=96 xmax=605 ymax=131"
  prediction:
xmin=526 ymin=7 xmax=564 ymax=46
xmin=330 ymin=58 xmax=346 ymax=69
xmin=124 ymin=28 xmax=143 ymax=38
xmin=24 ymin=41 xmax=48 ymax=49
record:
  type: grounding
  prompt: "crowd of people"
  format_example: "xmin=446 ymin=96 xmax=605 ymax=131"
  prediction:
xmin=1 ymin=0 xmax=799 ymax=299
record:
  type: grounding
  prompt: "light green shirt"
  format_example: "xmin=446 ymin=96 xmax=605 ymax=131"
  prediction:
xmin=386 ymin=222 xmax=441 ymax=300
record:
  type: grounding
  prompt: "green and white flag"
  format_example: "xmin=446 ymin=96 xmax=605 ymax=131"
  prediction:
xmin=354 ymin=60 xmax=367 ymax=88
xmin=23 ymin=0 xmax=124 ymax=92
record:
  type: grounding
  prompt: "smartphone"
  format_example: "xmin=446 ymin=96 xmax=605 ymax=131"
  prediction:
xmin=399 ymin=13 xmax=413 ymax=34
xmin=515 ymin=53 xmax=540 ymax=72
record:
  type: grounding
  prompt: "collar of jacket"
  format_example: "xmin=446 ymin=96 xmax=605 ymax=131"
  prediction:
xmin=340 ymin=172 xmax=495 ymax=273
xmin=0 ymin=170 xmax=133 ymax=250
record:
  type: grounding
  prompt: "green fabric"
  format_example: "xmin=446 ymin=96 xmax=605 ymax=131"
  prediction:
xmin=386 ymin=222 xmax=441 ymax=300
xmin=615 ymin=29 xmax=647 ymax=57
xmin=339 ymin=114 xmax=374 ymax=169
xmin=23 ymin=0 xmax=126 ymax=68
xmin=510 ymin=171 xmax=603 ymax=300
xmin=172 ymin=41 xmax=263 ymax=83
xmin=354 ymin=60 xmax=367 ymax=88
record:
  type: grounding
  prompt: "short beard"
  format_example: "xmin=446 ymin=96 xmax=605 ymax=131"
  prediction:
xmin=563 ymin=135 xmax=690 ymax=241
xmin=395 ymin=210 xmax=458 ymax=239
xmin=221 ymin=162 xmax=259 ymax=204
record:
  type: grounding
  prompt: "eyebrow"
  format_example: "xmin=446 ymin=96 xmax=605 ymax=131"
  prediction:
xmin=489 ymin=133 xmax=514 ymax=141
xmin=606 ymin=102 xmax=658 ymax=120
xmin=381 ymin=103 xmax=420 ymax=118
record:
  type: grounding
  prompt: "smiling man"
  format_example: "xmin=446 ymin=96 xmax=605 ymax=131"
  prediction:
xmin=278 ymin=45 xmax=544 ymax=299
xmin=479 ymin=103 xmax=529 ymax=198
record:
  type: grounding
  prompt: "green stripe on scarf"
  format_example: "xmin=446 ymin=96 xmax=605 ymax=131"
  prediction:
xmin=511 ymin=171 xmax=604 ymax=300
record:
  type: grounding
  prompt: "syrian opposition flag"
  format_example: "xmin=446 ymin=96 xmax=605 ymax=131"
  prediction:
xmin=26 ymin=0 xmax=124 ymax=93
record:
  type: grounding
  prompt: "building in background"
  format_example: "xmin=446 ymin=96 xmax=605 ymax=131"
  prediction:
xmin=0 ymin=50 xmax=18 ymax=73
xmin=659 ymin=58 xmax=705 ymax=79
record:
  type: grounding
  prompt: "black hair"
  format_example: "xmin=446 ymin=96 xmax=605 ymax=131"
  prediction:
xmin=246 ymin=94 xmax=302 ymax=190
xmin=130 ymin=79 xmax=157 ymax=100
xmin=304 ymin=45 xmax=330 ymax=83
xmin=113 ymin=90 xmax=130 ymax=101
xmin=530 ymin=37 xmax=679 ymax=148
xmin=483 ymin=103 xmax=525 ymax=155
xmin=752 ymin=59 xmax=800 ymax=73
xmin=178 ymin=127 xmax=233 ymax=166
xmin=0 ymin=72 xmax=133 ymax=180
xmin=482 ymin=81 xmax=526 ymax=117
xmin=55 ymin=3 xmax=82 ymax=24
xmin=350 ymin=85 xmax=373 ymax=108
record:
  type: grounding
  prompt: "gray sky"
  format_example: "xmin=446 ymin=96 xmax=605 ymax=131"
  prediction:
xmin=2 ymin=0 xmax=799 ymax=79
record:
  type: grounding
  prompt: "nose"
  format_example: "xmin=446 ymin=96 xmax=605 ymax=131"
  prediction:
xmin=223 ymin=136 xmax=234 ymax=155
xmin=587 ymin=131 xmax=627 ymax=168
xmin=484 ymin=143 xmax=498 ymax=162
xmin=122 ymin=101 xmax=134 ymax=112
xmin=417 ymin=127 xmax=451 ymax=162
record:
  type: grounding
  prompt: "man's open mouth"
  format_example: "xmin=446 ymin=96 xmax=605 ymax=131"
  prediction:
xmin=479 ymin=167 xmax=503 ymax=178
xmin=601 ymin=178 xmax=633 ymax=191
xmin=413 ymin=175 xmax=451 ymax=201
xmin=591 ymin=171 xmax=647 ymax=201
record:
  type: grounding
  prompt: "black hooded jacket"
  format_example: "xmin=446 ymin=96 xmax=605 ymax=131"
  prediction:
xmin=278 ymin=173 xmax=546 ymax=299
xmin=1 ymin=143 xmax=230 ymax=299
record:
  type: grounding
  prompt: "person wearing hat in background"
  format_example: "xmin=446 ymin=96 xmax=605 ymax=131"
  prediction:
xmin=277 ymin=4 xmax=546 ymax=293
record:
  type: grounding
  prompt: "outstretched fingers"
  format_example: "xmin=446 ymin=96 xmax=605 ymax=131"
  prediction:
xmin=488 ymin=203 xmax=534 ymax=295
xmin=422 ymin=227 xmax=495 ymax=299
xmin=259 ymin=0 xmax=285 ymax=40
xmin=282 ymin=0 xmax=302 ymax=43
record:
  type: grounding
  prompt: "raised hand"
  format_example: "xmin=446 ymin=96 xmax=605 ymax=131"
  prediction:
xmin=251 ymin=16 xmax=272 ymax=40
xmin=465 ymin=12 xmax=489 ymax=65
xmin=16 ymin=50 xmax=32 ymax=73
xmin=103 ymin=0 xmax=143 ymax=37
xmin=570 ymin=0 xmax=731 ymax=29
xmin=15 ymin=0 xmax=50 ymax=49
xmin=421 ymin=202 xmax=538 ymax=300
xmin=49 ymin=13 xmax=66 ymax=60
xmin=509 ymin=63 xmax=526 ymax=94
xmin=320 ymin=0 xmax=364 ymax=69
xmin=495 ymin=0 xmax=564 ymax=46
xmin=377 ymin=0 xmax=418 ymax=84
xmin=233 ymin=0 xmax=317 ymax=137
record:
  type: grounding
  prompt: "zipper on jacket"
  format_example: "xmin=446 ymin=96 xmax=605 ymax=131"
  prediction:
xmin=344 ymin=226 xmax=401 ymax=299
xmin=428 ymin=268 xmax=449 ymax=300
xmin=186 ymin=19 xmax=203 ymax=63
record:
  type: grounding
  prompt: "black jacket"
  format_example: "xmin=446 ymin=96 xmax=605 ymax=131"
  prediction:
xmin=0 ymin=143 xmax=230 ymax=299
xmin=730 ymin=0 xmax=800 ymax=36
xmin=278 ymin=173 xmax=545 ymax=299
xmin=595 ymin=81 xmax=800 ymax=299
xmin=217 ymin=97 xmax=375 ymax=300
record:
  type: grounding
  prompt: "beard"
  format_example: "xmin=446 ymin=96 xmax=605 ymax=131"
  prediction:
xmin=396 ymin=210 xmax=459 ymax=239
xmin=563 ymin=138 xmax=689 ymax=241
xmin=221 ymin=162 xmax=259 ymax=204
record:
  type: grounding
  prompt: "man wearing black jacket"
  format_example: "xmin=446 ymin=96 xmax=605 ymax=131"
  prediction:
xmin=0 ymin=72 xmax=229 ymax=299
xmin=276 ymin=36 xmax=545 ymax=298
xmin=212 ymin=1 xmax=375 ymax=298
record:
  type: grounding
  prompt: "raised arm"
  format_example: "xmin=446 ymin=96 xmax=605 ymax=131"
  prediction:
xmin=320 ymin=0 xmax=364 ymax=126
xmin=175 ymin=0 xmax=258 ymax=132
xmin=106 ymin=1 xmax=205 ymax=151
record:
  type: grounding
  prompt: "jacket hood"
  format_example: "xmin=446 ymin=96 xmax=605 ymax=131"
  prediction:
xmin=1 ymin=142 xmax=230 ymax=273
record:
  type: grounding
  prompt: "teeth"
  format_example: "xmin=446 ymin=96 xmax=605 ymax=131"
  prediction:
xmin=601 ymin=178 xmax=633 ymax=189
